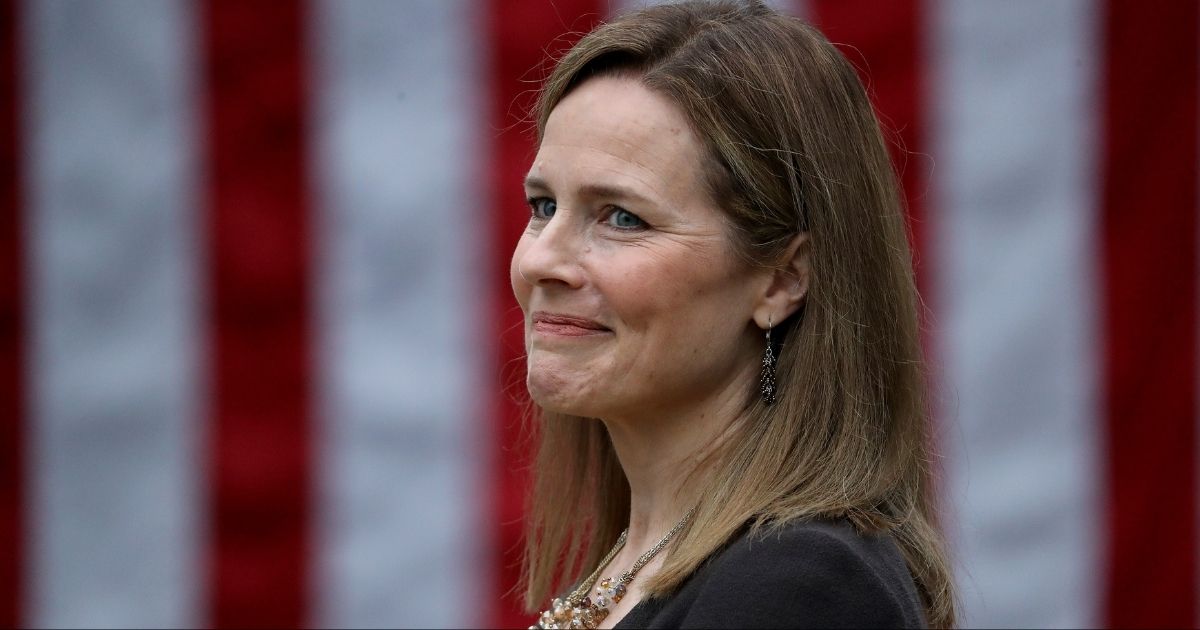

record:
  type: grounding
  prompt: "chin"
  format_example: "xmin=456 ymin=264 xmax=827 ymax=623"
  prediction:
xmin=526 ymin=363 xmax=601 ymax=417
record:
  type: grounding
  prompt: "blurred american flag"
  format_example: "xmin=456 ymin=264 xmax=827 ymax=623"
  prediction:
xmin=0 ymin=0 xmax=1196 ymax=627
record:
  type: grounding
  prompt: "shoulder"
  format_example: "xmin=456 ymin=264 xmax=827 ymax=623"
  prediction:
xmin=675 ymin=519 xmax=926 ymax=628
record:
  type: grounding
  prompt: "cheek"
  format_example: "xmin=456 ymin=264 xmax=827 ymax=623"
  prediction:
xmin=647 ymin=254 xmax=753 ymax=350
xmin=597 ymin=252 xmax=752 ymax=399
xmin=610 ymin=247 xmax=738 ymax=323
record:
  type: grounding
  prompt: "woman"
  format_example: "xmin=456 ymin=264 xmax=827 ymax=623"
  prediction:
xmin=510 ymin=1 xmax=956 ymax=627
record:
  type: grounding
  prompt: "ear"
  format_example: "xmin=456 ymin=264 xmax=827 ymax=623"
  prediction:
xmin=752 ymin=232 xmax=810 ymax=330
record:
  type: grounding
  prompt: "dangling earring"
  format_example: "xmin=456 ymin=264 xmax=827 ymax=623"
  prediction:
xmin=760 ymin=317 xmax=777 ymax=406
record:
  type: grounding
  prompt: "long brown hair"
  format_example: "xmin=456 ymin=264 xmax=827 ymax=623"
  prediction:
xmin=518 ymin=1 xmax=956 ymax=626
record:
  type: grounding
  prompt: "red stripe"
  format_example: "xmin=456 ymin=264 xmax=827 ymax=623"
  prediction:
xmin=202 ymin=2 xmax=313 ymax=627
xmin=485 ymin=1 xmax=603 ymax=626
xmin=1101 ymin=1 xmax=1199 ymax=626
xmin=0 ymin=0 xmax=22 ymax=626
xmin=809 ymin=0 xmax=930 ymax=299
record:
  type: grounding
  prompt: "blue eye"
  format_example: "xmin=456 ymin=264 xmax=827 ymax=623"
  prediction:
xmin=607 ymin=207 xmax=645 ymax=229
xmin=528 ymin=197 xmax=556 ymax=220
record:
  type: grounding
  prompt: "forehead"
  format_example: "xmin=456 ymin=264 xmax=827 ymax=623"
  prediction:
xmin=532 ymin=76 xmax=709 ymax=202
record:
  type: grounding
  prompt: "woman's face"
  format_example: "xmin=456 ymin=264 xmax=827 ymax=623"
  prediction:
xmin=511 ymin=75 xmax=766 ymax=420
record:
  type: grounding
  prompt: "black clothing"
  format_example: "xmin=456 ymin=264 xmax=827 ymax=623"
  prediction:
xmin=614 ymin=518 xmax=926 ymax=628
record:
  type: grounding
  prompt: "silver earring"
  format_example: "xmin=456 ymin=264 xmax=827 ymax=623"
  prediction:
xmin=760 ymin=317 xmax=777 ymax=406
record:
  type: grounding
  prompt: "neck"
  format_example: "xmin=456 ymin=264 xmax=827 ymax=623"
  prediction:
xmin=600 ymin=358 xmax=757 ymax=553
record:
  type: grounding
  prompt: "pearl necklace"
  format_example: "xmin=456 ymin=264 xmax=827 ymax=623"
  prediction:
xmin=531 ymin=509 xmax=694 ymax=630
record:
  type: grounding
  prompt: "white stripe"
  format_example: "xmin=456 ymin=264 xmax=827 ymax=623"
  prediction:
xmin=930 ymin=1 xmax=1102 ymax=627
xmin=23 ymin=1 xmax=202 ymax=627
xmin=790 ymin=0 xmax=811 ymax=23
xmin=311 ymin=1 xmax=486 ymax=626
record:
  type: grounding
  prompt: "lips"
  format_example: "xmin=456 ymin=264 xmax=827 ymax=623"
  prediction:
xmin=531 ymin=311 xmax=611 ymax=336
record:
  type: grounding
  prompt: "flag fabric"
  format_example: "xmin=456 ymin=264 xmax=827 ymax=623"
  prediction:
xmin=0 ymin=0 xmax=1197 ymax=627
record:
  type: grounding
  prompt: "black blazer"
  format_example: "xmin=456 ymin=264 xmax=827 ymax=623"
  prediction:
xmin=613 ymin=518 xmax=927 ymax=628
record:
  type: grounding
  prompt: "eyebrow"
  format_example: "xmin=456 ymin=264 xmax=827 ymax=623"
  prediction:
xmin=523 ymin=175 xmax=653 ymax=206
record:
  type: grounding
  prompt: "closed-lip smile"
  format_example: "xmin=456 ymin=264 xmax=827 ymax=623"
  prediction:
xmin=531 ymin=311 xmax=611 ymax=336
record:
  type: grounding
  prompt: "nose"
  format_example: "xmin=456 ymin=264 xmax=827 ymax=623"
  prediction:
xmin=514 ymin=214 xmax=585 ymax=289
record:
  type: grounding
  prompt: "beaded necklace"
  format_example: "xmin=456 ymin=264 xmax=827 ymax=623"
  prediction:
xmin=531 ymin=509 xmax=694 ymax=630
